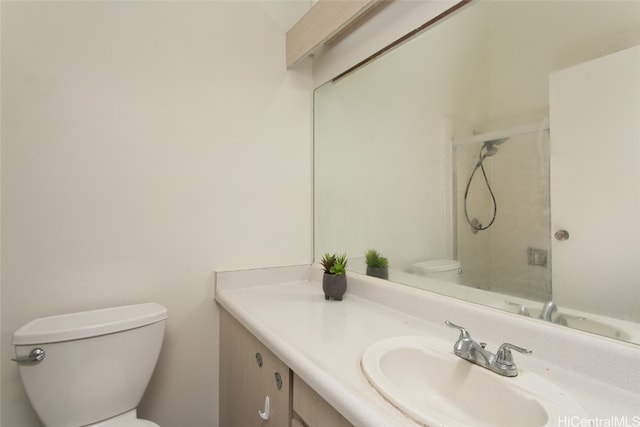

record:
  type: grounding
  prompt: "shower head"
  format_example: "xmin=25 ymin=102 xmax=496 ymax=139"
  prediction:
xmin=482 ymin=137 xmax=508 ymax=157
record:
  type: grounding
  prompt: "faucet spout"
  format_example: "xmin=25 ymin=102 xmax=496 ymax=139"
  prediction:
xmin=468 ymin=341 xmax=495 ymax=366
xmin=445 ymin=321 xmax=531 ymax=377
xmin=539 ymin=301 xmax=558 ymax=321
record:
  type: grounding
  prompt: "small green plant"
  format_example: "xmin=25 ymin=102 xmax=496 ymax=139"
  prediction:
xmin=365 ymin=249 xmax=389 ymax=268
xmin=321 ymin=252 xmax=336 ymax=273
xmin=321 ymin=252 xmax=348 ymax=275
xmin=331 ymin=253 xmax=347 ymax=275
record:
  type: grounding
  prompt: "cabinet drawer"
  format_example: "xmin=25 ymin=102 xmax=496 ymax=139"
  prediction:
xmin=293 ymin=373 xmax=353 ymax=427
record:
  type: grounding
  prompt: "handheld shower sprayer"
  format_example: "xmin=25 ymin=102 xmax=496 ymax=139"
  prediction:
xmin=464 ymin=137 xmax=509 ymax=233
xmin=478 ymin=138 xmax=507 ymax=162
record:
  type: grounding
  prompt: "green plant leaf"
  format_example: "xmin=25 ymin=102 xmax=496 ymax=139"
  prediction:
xmin=365 ymin=249 xmax=389 ymax=268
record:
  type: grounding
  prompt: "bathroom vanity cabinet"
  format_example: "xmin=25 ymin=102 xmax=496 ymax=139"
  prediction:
xmin=215 ymin=266 xmax=640 ymax=426
xmin=219 ymin=309 xmax=352 ymax=427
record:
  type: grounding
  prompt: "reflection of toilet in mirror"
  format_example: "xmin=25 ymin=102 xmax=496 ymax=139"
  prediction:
xmin=12 ymin=303 xmax=167 ymax=427
xmin=407 ymin=260 xmax=462 ymax=284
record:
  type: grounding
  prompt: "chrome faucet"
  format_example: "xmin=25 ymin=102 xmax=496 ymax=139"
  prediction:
xmin=538 ymin=301 xmax=588 ymax=325
xmin=539 ymin=301 xmax=558 ymax=321
xmin=445 ymin=320 xmax=532 ymax=377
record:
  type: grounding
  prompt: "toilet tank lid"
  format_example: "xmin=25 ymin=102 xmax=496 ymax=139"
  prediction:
xmin=411 ymin=259 xmax=461 ymax=272
xmin=12 ymin=303 xmax=167 ymax=345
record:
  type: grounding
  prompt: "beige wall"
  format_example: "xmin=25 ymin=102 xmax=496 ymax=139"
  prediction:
xmin=1 ymin=1 xmax=312 ymax=426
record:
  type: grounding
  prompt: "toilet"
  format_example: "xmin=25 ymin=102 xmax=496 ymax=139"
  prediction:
xmin=407 ymin=259 xmax=462 ymax=283
xmin=12 ymin=303 xmax=167 ymax=427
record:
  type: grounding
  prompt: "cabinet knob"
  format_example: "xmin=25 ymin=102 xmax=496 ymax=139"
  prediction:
xmin=555 ymin=229 xmax=570 ymax=241
xmin=274 ymin=372 xmax=283 ymax=390
xmin=255 ymin=352 xmax=262 ymax=367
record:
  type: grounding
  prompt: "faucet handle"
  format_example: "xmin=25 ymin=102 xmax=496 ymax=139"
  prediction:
xmin=445 ymin=320 xmax=471 ymax=339
xmin=504 ymin=300 xmax=530 ymax=316
xmin=496 ymin=343 xmax=532 ymax=367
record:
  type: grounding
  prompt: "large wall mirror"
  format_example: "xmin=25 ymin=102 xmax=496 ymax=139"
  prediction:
xmin=314 ymin=0 xmax=640 ymax=344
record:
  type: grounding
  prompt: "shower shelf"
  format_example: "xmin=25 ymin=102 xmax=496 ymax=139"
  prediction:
xmin=452 ymin=120 xmax=549 ymax=147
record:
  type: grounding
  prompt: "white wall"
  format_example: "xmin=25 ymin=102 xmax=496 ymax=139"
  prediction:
xmin=0 ymin=1 xmax=312 ymax=426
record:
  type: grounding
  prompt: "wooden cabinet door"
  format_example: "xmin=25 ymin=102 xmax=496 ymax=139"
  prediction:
xmin=257 ymin=338 xmax=290 ymax=426
xmin=219 ymin=309 xmax=290 ymax=427
xmin=293 ymin=373 xmax=353 ymax=427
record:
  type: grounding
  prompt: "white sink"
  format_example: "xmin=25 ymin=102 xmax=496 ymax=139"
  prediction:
xmin=361 ymin=336 xmax=586 ymax=427
xmin=528 ymin=308 xmax=630 ymax=341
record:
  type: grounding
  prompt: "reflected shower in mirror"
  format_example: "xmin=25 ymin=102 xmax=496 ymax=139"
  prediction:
xmin=314 ymin=0 xmax=640 ymax=344
xmin=455 ymin=123 xmax=550 ymax=302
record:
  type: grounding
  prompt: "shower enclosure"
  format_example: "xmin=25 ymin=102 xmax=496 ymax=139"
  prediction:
xmin=453 ymin=122 xmax=551 ymax=302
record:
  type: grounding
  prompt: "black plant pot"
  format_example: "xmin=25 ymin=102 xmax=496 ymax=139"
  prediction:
xmin=366 ymin=266 xmax=389 ymax=280
xmin=322 ymin=273 xmax=347 ymax=301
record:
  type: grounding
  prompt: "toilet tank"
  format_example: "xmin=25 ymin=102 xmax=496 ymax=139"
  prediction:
xmin=12 ymin=303 xmax=167 ymax=427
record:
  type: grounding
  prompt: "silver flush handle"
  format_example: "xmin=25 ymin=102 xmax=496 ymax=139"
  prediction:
xmin=12 ymin=348 xmax=45 ymax=364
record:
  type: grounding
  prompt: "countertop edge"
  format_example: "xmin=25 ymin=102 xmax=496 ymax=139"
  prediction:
xmin=215 ymin=265 xmax=640 ymax=424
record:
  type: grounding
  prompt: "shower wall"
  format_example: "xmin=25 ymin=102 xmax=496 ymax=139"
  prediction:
xmin=455 ymin=130 xmax=550 ymax=301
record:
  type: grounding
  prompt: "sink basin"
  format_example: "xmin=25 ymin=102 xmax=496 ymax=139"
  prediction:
xmin=563 ymin=316 xmax=630 ymax=341
xmin=528 ymin=308 xmax=630 ymax=341
xmin=361 ymin=336 xmax=586 ymax=427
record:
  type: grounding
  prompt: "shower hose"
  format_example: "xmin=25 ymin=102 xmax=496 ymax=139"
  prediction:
xmin=463 ymin=145 xmax=498 ymax=233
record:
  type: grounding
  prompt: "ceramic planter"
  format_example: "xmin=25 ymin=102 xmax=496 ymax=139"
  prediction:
xmin=366 ymin=266 xmax=389 ymax=280
xmin=322 ymin=273 xmax=347 ymax=301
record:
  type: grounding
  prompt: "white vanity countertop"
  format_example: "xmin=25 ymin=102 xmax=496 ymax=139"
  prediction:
xmin=214 ymin=265 xmax=640 ymax=427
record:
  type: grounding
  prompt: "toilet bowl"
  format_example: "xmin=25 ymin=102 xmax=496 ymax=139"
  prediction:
xmin=12 ymin=303 xmax=167 ymax=427
xmin=408 ymin=259 xmax=462 ymax=283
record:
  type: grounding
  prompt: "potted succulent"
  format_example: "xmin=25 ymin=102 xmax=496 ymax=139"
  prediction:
xmin=321 ymin=252 xmax=348 ymax=301
xmin=365 ymin=249 xmax=389 ymax=280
